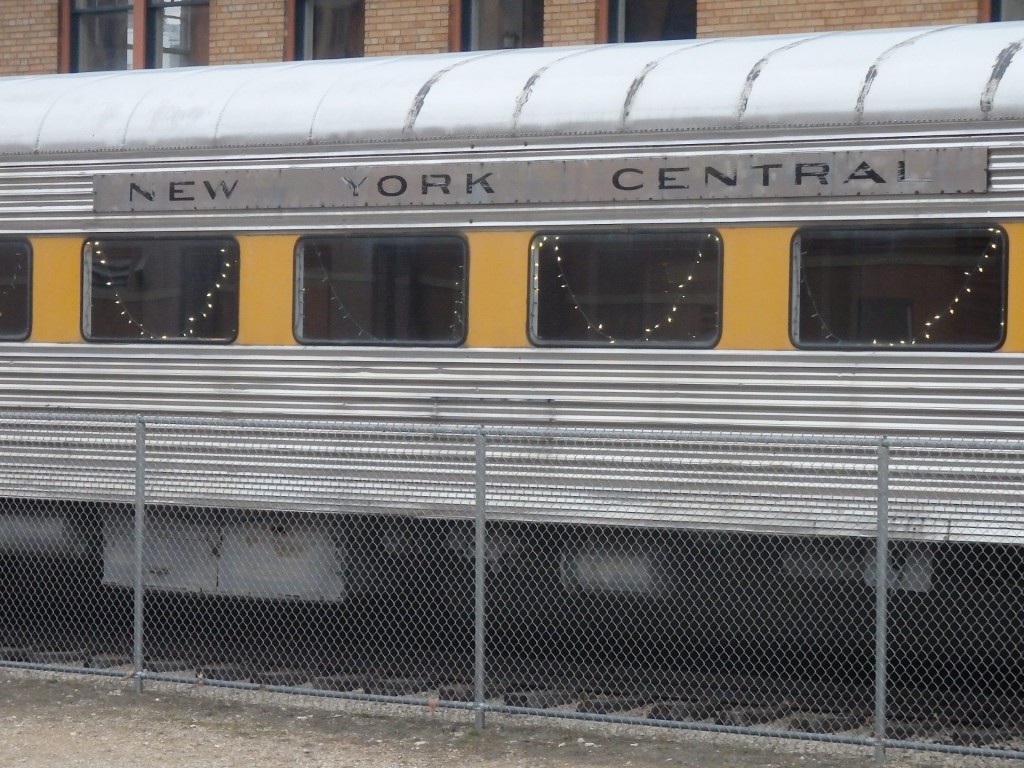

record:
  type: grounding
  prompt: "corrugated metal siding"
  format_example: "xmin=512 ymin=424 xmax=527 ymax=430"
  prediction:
xmin=986 ymin=146 xmax=1024 ymax=192
xmin=0 ymin=345 xmax=1017 ymax=433
xmin=0 ymin=348 xmax=1017 ymax=543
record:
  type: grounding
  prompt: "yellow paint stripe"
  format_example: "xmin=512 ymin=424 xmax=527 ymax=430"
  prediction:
xmin=236 ymin=234 xmax=297 ymax=345
xmin=29 ymin=236 xmax=82 ymax=343
xmin=466 ymin=231 xmax=531 ymax=348
xmin=17 ymin=227 xmax=1024 ymax=353
xmin=1000 ymin=222 xmax=1024 ymax=352
xmin=718 ymin=227 xmax=795 ymax=350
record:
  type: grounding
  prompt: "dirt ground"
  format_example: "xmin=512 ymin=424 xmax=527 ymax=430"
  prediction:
xmin=0 ymin=669 xmax=1005 ymax=768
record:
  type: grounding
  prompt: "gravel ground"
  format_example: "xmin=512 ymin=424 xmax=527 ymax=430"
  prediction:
xmin=0 ymin=668 xmax=1006 ymax=768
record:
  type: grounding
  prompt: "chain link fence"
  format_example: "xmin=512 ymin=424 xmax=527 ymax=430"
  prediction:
xmin=0 ymin=411 xmax=1023 ymax=762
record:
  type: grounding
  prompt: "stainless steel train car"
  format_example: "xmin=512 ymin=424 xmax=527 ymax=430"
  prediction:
xmin=1 ymin=21 xmax=1024 ymax=601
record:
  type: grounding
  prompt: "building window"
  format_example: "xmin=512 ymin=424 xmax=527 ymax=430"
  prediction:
xmin=992 ymin=0 xmax=1024 ymax=19
xmin=608 ymin=0 xmax=696 ymax=43
xmin=530 ymin=231 xmax=722 ymax=347
xmin=71 ymin=0 xmax=134 ymax=71
xmin=461 ymin=0 xmax=543 ymax=50
xmin=295 ymin=235 xmax=467 ymax=345
xmin=148 ymin=0 xmax=209 ymax=67
xmin=0 ymin=241 xmax=31 ymax=341
xmin=792 ymin=226 xmax=1006 ymax=350
xmin=296 ymin=0 xmax=364 ymax=59
xmin=69 ymin=0 xmax=209 ymax=72
xmin=83 ymin=237 xmax=239 ymax=342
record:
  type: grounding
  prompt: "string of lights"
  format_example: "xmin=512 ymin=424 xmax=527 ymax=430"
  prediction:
xmin=448 ymin=266 xmax=466 ymax=340
xmin=799 ymin=256 xmax=841 ymax=343
xmin=533 ymin=233 xmax=717 ymax=344
xmin=92 ymin=243 xmax=235 ymax=340
xmin=312 ymin=247 xmax=379 ymax=341
xmin=311 ymin=246 xmax=466 ymax=343
xmin=800 ymin=229 xmax=1002 ymax=346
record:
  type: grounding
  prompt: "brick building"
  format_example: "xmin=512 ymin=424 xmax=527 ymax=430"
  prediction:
xmin=0 ymin=0 xmax=1019 ymax=77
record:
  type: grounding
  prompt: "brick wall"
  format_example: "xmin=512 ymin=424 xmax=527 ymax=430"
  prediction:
xmin=699 ymin=0 xmax=982 ymax=37
xmin=364 ymin=0 xmax=450 ymax=56
xmin=0 ymin=0 xmax=995 ymax=79
xmin=209 ymin=0 xmax=287 ymax=64
xmin=0 ymin=0 xmax=59 ymax=74
xmin=545 ymin=0 xmax=599 ymax=45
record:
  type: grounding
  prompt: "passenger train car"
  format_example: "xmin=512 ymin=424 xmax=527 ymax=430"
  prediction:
xmin=1 ymin=21 xmax=1024 ymax=603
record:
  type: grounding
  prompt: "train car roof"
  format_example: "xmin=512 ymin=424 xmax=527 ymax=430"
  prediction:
xmin=3 ymin=21 xmax=1024 ymax=155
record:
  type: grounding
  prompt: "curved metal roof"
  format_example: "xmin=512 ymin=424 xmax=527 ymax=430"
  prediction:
xmin=3 ymin=21 xmax=1024 ymax=155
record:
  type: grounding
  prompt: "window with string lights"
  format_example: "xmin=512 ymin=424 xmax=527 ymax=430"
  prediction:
xmin=0 ymin=240 xmax=31 ymax=341
xmin=529 ymin=231 xmax=721 ymax=347
xmin=83 ymin=237 xmax=239 ymax=342
xmin=792 ymin=226 xmax=1006 ymax=350
xmin=294 ymin=235 xmax=467 ymax=345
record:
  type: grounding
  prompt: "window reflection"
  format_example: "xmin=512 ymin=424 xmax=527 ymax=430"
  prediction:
xmin=0 ymin=241 xmax=31 ymax=341
xmin=149 ymin=1 xmax=210 ymax=68
xmin=72 ymin=0 xmax=133 ymax=72
xmin=608 ymin=0 xmax=696 ymax=43
xmin=296 ymin=0 xmax=365 ymax=59
xmin=993 ymin=0 xmax=1024 ymax=21
xmin=296 ymin=235 xmax=466 ymax=345
xmin=71 ymin=0 xmax=210 ymax=72
xmin=792 ymin=227 xmax=1006 ymax=349
xmin=530 ymin=231 xmax=721 ymax=347
xmin=84 ymin=237 xmax=239 ymax=342
xmin=462 ymin=0 xmax=543 ymax=50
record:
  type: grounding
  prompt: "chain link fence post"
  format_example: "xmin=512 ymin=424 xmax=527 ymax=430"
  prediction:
xmin=132 ymin=415 xmax=146 ymax=695
xmin=874 ymin=436 xmax=890 ymax=766
xmin=473 ymin=427 xmax=487 ymax=732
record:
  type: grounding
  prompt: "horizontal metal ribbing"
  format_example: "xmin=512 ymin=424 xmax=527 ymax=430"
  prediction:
xmin=0 ymin=349 xmax=1019 ymax=541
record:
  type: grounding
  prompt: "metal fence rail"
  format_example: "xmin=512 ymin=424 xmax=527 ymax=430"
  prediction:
xmin=0 ymin=411 xmax=1023 ymax=763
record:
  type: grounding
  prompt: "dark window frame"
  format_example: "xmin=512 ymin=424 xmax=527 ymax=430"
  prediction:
xmin=789 ymin=224 xmax=1008 ymax=352
xmin=81 ymin=235 xmax=240 ymax=344
xmin=293 ymin=233 xmax=469 ymax=347
xmin=65 ymin=0 xmax=209 ymax=73
xmin=990 ymin=0 xmax=1024 ymax=21
xmin=294 ymin=0 xmax=365 ymax=60
xmin=606 ymin=0 xmax=697 ymax=44
xmin=68 ymin=0 xmax=135 ymax=72
xmin=459 ymin=0 xmax=544 ymax=51
xmin=528 ymin=228 xmax=723 ymax=349
xmin=0 ymin=239 xmax=33 ymax=342
xmin=146 ymin=0 xmax=210 ymax=69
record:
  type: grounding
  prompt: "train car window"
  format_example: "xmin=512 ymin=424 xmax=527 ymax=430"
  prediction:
xmin=792 ymin=226 xmax=1006 ymax=350
xmin=83 ymin=237 xmax=239 ymax=342
xmin=0 ymin=240 xmax=31 ymax=341
xmin=295 ymin=235 xmax=467 ymax=345
xmin=529 ymin=231 xmax=722 ymax=347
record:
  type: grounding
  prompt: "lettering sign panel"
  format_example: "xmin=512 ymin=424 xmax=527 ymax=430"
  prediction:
xmin=93 ymin=148 xmax=987 ymax=213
